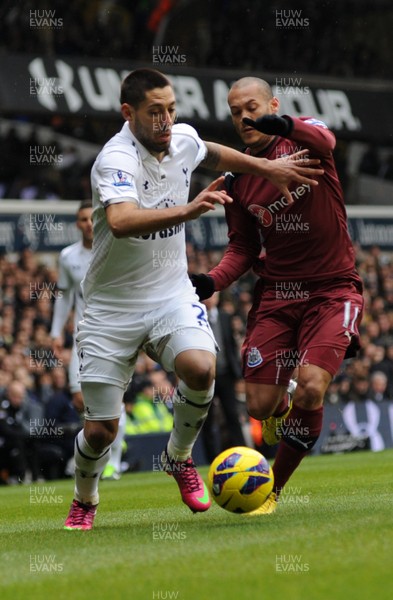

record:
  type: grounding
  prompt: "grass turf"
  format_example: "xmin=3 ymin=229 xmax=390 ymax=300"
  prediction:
xmin=0 ymin=449 xmax=392 ymax=600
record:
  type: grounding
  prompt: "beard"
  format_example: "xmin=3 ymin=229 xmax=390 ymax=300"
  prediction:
xmin=134 ymin=118 xmax=171 ymax=154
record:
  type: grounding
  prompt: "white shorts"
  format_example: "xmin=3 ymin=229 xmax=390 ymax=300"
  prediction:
xmin=76 ymin=292 xmax=217 ymax=392
xmin=68 ymin=343 xmax=81 ymax=394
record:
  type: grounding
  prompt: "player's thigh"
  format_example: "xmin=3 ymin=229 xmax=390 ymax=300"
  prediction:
xmin=298 ymin=284 xmax=364 ymax=378
xmin=82 ymin=381 xmax=125 ymax=421
xmin=77 ymin=307 xmax=145 ymax=391
xmin=145 ymin=298 xmax=217 ymax=377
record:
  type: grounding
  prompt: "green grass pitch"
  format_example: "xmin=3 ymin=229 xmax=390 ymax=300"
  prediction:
xmin=1 ymin=449 xmax=392 ymax=600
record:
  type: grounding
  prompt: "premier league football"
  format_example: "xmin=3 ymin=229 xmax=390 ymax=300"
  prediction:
xmin=208 ymin=447 xmax=274 ymax=513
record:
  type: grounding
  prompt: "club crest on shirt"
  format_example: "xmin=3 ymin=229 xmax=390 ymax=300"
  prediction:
xmin=112 ymin=170 xmax=135 ymax=188
xmin=248 ymin=204 xmax=273 ymax=227
xmin=247 ymin=347 xmax=263 ymax=367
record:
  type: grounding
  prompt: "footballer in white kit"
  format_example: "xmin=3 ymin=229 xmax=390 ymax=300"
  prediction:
xmin=64 ymin=68 xmax=324 ymax=530
xmin=51 ymin=201 xmax=93 ymax=410
xmin=78 ymin=120 xmax=216 ymax=402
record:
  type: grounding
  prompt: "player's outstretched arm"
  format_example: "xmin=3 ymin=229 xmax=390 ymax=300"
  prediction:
xmin=243 ymin=115 xmax=336 ymax=156
xmin=106 ymin=177 xmax=232 ymax=238
xmin=201 ymin=142 xmax=324 ymax=204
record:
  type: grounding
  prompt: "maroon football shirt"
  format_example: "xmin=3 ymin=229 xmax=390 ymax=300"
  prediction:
xmin=209 ymin=117 xmax=358 ymax=289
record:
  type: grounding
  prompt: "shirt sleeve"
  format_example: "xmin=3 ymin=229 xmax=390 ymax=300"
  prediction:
xmin=93 ymin=148 xmax=140 ymax=208
xmin=187 ymin=128 xmax=207 ymax=170
xmin=172 ymin=123 xmax=207 ymax=171
xmin=286 ymin=116 xmax=336 ymax=157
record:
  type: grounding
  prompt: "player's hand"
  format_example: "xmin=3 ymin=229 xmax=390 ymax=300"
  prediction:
xmin=185 ymin=176 xmax=232 ymax=219
xmin=51 ymin=336 xmax=64 ymax=359
xmin=243 ymin=114 xmax=293 ymax=137
xmin=263 ymin=150 xmax=324 ymax=204
xmin=190 ymin=273 xmax=215 ymax=301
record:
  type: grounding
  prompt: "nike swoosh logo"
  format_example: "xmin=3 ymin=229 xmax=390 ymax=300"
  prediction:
xmin=196 ymin=484 xmax=210 ymax=504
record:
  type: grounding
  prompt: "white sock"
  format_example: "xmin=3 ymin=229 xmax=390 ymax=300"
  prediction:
xmin=74 ymin=430 xmax=111 ymax=505
xmin=167 ymin=380 xmax=214 ymax=461
xmin=107 ymin=408 xmax=126 ymax=473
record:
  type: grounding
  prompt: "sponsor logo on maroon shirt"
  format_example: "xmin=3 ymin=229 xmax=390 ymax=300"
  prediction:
xmin=248 ymin=184 xmax=311 ymax=227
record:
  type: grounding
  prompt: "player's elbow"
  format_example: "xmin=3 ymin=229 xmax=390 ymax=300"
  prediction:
xmin=106 ymin=205 xmax=130 ymax=237
xmin=109 ymin=222 xmax=126 ymax=238
xmin=107 ymin=218 xmax=125 ymax=238
xmin=108 ymin=216 xmax=143 ymax=238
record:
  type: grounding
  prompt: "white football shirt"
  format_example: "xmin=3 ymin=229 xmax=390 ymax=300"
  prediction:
xmin=83 ymin=122 xmax=207 ymax=310
xmin=51 ymin=241 xmax=92 ymax=336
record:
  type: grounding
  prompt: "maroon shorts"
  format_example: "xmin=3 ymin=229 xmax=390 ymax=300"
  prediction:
xmin=242 ymin=278 xmax=364 ymax=386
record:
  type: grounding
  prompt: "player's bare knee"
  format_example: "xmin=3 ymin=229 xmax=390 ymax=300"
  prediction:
xmin=295 ymin=379 xmax=324 ymax=409
xmin=246 ymin=393 xmax=276 ymax=421
xmin=246 ymin=383 xmax=281 ymax=420
xmin=84 ymin=421 xmax=117 ymax=451
xmin=182 ymin=362 xmax=215 ymax=390
xmin=246 ymin=401 xmax=276 ymax=421
xmin=176 ymin=353 xmax=215 ymax=390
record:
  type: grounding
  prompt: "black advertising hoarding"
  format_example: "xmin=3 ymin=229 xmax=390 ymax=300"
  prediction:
xmin=314 ymin=400 xmax=393 ymax=454
xmin=1 ymin=202 xmax=393 ymax=253
xmin=1 ymin=54 xmax=391 ymax=142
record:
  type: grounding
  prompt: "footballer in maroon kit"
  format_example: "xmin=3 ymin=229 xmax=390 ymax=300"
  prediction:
xmin=191 ymin=77 xmax=364 ymax=514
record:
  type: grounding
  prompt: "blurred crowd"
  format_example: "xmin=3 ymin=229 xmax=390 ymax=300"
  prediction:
xmin=1 ymin=242 xmax=393 ymax=483
xmin=0 ymin=126 xmax=94 ymax=201
xmin=327 ymin=244 xmax=393 ymax=404
xmin=1 ymin=0 xmax=392 ymax=78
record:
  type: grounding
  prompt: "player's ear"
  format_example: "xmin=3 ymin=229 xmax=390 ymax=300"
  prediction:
xmin=121 ymin=103 xmax=134 ymax=123
xmin=270 ymin=96 xmax=280 ymax=114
